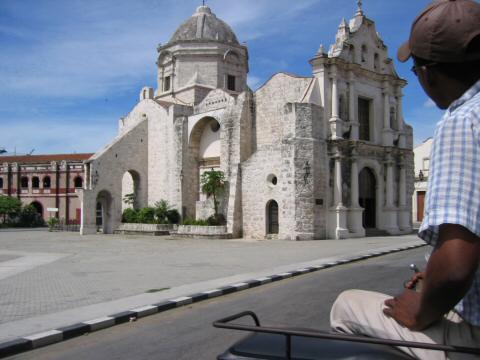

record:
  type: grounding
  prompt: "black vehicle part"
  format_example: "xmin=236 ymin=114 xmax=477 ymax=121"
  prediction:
xmin=213 ymin=311 xmax=480 ymax=360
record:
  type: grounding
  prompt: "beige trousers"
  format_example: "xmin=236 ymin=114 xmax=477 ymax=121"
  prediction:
xmin=330 ymin=290 xmax=480 ymax=360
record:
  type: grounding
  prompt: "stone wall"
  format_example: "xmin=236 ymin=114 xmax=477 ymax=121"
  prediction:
xmin=254 ymin=73 xmax=313 ymax=147
xmin=81 ymin=119 xmax=149 ymax=234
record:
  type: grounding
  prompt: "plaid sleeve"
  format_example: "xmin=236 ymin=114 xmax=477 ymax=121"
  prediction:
xmin=418 ymin=104 xmax=480 ymax=246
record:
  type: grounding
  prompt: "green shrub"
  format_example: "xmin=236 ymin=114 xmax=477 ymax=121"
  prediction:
xmin=122 ymin=208 xmax=139 ymax=223
xmin=137 ymin=207 xmax=155 ymax=224
xmin=17 ymin=205 xmax=44 ymax=227
xmin=166 ymin=209 xmax=181 ymax=224
xmin=207 ymin=214 xmax=226 ymax=226
xmin=153 ymin=200 xmax=170 ymax=224
xmin=47 ymin=217 xmax=59 ymax=230
xmin=181 ymin=217 xmax=209 ymax=226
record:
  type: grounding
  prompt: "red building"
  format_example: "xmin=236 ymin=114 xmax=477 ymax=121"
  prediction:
xmin=0 ymin=154 xmax=93 ymax=223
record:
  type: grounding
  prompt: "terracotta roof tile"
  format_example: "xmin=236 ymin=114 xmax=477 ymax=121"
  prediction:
xmin=0 ymin=153 xmax=94 ymax=164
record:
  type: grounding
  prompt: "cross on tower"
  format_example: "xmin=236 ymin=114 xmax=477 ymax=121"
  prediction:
xmin=357 ymin=0 xmax=363 ymax=12
xmin=202 ymin=0 xmax=206 ymax=6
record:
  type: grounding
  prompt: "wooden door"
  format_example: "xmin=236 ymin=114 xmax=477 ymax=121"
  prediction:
xmin=417 ymin=191 xmax=426 ymax=222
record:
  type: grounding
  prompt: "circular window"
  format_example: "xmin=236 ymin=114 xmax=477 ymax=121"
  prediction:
xmin=210 ymin=120 xmax=220 ymax=132
xmin=267 ymin=174 xmax=278 ymax=187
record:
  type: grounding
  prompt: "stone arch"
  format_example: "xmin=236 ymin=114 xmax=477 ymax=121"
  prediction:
xmin=189 ymin=116 xmax=221 ymax=202
xmin=356 ymin=160 xmax=383 ymax=230
xmin=266 ymin=200 xmax=279 ymax=235
xmin=96 ymin=190 xmax=113 ymax=234
xmin=31 ymin=201 xmax=43 ymax=220
xmin=121 ymin=170 xmax=140 ymax=211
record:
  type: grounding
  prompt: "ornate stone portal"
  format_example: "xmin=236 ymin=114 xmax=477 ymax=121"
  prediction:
xmin=79 ymin=4 xmax=414 ymax=240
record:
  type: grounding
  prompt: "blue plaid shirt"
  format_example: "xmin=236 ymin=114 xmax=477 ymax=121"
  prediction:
xmin=418 ymin=79 xmax=480 ymax=327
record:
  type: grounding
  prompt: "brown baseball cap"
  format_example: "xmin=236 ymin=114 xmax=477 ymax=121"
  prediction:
xmin=397 ymin=0 xmax=480 ymax=63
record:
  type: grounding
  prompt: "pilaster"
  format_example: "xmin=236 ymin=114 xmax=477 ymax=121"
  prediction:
xmin=329 ymin=66 xmax=344 ymax=140
xmin=383 ymin=152 xmax=399 ymax=234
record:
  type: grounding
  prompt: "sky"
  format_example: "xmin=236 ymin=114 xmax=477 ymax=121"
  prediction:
xmin=0 ymin=0 xmax=445 ymax=155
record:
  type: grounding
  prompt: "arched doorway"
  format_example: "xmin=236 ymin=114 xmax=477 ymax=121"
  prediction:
xmin=188 ymin=116 xmax=222 ymax=219
xmin=121 ymin=170 xmax=140 ymax=211
xmin=96 ymin=190 xmax=112 ymax=233
xmin=31 ymin=201 xmax=43 ymax=220
xmin=266 ymin=200 xmax=279 ymax=234
xmin=359 ymin=168 xmax=376 ymax=228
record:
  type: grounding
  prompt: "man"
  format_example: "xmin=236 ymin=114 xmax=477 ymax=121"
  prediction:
xmin=330 ymin=1 xmax=480 ymax=359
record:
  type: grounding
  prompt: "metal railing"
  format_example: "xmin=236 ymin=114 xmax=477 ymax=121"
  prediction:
xmin=52 ymin=220 xmax=80 ymax=232
xmin=213 ymin=311 xmax=480 ymax=359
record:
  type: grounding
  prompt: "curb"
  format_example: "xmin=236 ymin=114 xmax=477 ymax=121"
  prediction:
xmin=0 ymin=243 xmax=425 ymax=358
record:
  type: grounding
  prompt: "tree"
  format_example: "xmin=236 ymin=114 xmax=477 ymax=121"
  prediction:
xmin=154 ymin=200 xmax=171 ymax=224
xmin=200 ymin=169 xmax=225 ymax=222
xmin=0 ymin=195 xmax=22 ymax=224
xmin=123 ymin=193 xmax=136 ymax=208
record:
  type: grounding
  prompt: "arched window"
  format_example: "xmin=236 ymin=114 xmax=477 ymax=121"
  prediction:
xmin=43 ymin=176 xmax=51 ymax=189
xmin=361 ymin=45 xmax=367 ymax=63
xmin=374 ymin=53 xmax=379 ymax=70
xmin=32 ymin=177 xmax=40 ymax=189
xmin=339 ymin=94 xmax=348 ymax=121
xmin=74 ymin=176 xmax=83 ymax=188
xmin=390 ymin=107 xmax=398 ymax=131
xmin=266 ymin=200 xmax=279 ymax=234
xmin=0 ymin=177 xmax=3 ymax=189
xmin=21 ymin=177 xmax=29 ymax=188
xmin=349 ymin=45 xmax=355 ymax=63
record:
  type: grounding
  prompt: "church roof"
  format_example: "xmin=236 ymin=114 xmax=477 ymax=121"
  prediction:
xmin=168 ymin=5 xmax=239 ymax=45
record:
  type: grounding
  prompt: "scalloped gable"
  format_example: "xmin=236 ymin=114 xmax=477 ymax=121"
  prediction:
xmin=329 ymin=13 xmax=398 ymax=77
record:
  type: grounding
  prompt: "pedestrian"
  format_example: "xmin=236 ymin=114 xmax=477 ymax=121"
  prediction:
xmin=329 ymin=0 xmax=480 ymax=359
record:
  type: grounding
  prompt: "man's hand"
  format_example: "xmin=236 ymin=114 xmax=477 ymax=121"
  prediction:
xmin=383 ymin=290 xmax=427 ymax=331
xmin=405 ymin=271 xmax=425 ymax=290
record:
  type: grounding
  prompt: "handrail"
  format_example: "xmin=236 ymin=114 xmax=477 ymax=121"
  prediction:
xmin=213 ymin=311 xmax=480 ymax=356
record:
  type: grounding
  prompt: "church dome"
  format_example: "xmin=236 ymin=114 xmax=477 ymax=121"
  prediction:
xmin=168 ymin=6 xmax=239 ymax=45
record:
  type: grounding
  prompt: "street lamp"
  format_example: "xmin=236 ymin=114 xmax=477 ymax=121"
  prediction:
xmin=418 ymin=170 xmax=424 ymax=182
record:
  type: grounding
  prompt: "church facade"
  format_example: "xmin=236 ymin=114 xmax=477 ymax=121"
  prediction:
xmin=79 ymin=4 xmax=414 ymax=240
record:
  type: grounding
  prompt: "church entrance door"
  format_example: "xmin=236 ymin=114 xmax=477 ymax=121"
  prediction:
xmin=359 ymin=168 xmax=376 ymax=228
xmin=267 ymin=200 xmax=279 ymax=234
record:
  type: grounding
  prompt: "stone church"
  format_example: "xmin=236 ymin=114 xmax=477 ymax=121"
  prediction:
xmin=79 ymin=2 xmax=414 ymax=240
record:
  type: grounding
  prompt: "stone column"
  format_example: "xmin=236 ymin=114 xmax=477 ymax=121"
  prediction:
xmin=398 ymin=156 xmax=410 ymax=231
xmin=347 ymin=149 xmax=365 ymax=236
xmin=332 ymin=148 xmax=348 ymax=239
xmin=348 ymin=72 xmax=359 ymax=140
xmin=383 ymin=152 xmax=399 ymax=234
xmin=396 ymin=88 xmax=406 ymax=148
xmin=382 ymin=82 xmax=394 ymax=146
xmin=329 ymin=66 xmax=344 ymax=140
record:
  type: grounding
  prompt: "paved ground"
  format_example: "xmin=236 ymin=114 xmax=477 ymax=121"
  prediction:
xmin=7 ymin=248 xmax=428 ymax=360
xmin=0 ymin=229 xmax=423 ymax=343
